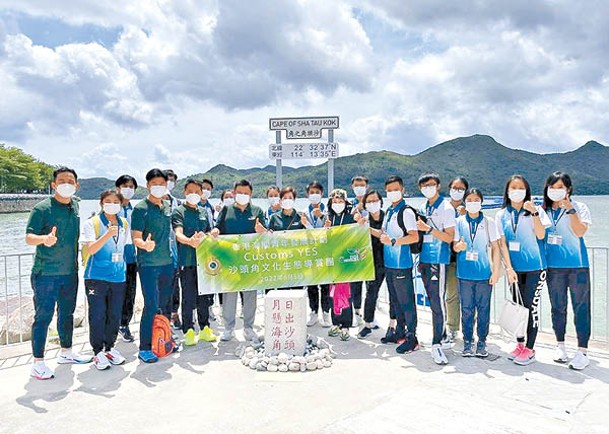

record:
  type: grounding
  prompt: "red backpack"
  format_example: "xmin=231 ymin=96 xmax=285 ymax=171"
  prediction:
xmin=151 ymin=314 xmax=178 ymax=358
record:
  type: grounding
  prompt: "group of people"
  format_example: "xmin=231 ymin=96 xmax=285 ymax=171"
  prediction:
xmin=25 ymin=166 xmax=592 ymax=380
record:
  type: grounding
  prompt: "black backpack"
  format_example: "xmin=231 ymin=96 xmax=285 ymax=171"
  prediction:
xmin=395 ymin=205 xmax=428 ymax=254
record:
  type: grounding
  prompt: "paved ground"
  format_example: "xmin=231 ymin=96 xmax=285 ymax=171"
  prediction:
xmin=1 ymin=302 xmax=608 ymax=434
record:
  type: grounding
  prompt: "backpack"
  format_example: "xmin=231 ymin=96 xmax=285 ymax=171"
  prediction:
xmin=151 ymin=314 xmax=178 ymax=358
xmin=395 ymin=205 xmax=427 ymax=255
xmin=81 ymin=215 xmax=128 ymax=267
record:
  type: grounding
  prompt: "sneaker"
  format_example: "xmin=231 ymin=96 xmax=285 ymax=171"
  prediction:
xmin=138 ymin=350 xmax=158 ymax=363
xmin=514 ymin=347 xmax=536 ymax=366
xmin=554 ymin=344 xmax=568 ymax=364
xmin=440 ymin=336 xmax=453 ymax=350
xmin=184 ymin=328 xmax=198 ymax=346
xmin=340 ymin=328 xmax=351 ymax=341
xmin=94 ymin=352 xmax=111 ymax=370
xmin=208 ymin=306 xmax=216 ymax=322
xmin=357 ymin=327 xmax=372 ymax=339
xmin=462 ymin=341 xmax=474 ymax=357
xmin=31 ymin=361 xmax=54 ymax=380
xmin=431 ymin=344 xmax=449 ymax=365
xmin=507 ymin=343 xmax=525 ymax=361
xmin=199 ymin=326 xmax=217 ymax=342
xmin=322 ymin=311 xmax=332 ymax=328
xmin=243 ymin=328 xmax=259 ymax=342
xmin=119 ymin=326 xmax=135 ymax=343
xmin=221 ymin=329 xmax=235 ymax=342
xmin=171 ymin=313 xmax=182 ymax=330
xmin=105 ymin=348 xmax=126 ymax=365
xmin=354 ymin=313 xmax=364 ymax=327
xmin=370 ymin=320 xmax=380 ymax=330
xmin=307 ymin=312 xmax=319 ymax=327
xmin=396 ymin=336 xmax=420 ymax=354
xmin=568 ymin=351 xmax=590 ymax=370
xmin=475 ymin=341 xmax=488 ymax=358
xmin=447 ymin=329 xmax=458 ymax=342
xmin=58 ymin=350 xmax=93 ymax=364
xmin=380 ymin=327 xmax=398 ymax=344
xmin=328 ymin=326 xmax=340 ymax=337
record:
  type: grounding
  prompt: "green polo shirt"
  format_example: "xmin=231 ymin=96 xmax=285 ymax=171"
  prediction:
xmin=26 ymin=197 xmax=80 ymax=276
xmin=172 ymin=204 xmax=210 ymax=267
xmin=215 ymin=203 xmax=265 ymax=235
xmin=267 ymin=210 xmax=306 ymax=231
xmin=131 ymin=198 xmax=173 ymax=267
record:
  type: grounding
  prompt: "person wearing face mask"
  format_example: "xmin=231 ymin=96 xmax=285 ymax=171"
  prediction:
xmin=303 ymin=181 xmax=332 ymax=327
xmin=267 ymin=186 xmax=308 ymax=232
xmin=445 ymin=176 xmax=469 ymax=343
xmin=542 ymin=172 xmax=592 ymax=370
xmin=80 ymin=190 xmax=131 ymax=370
xmin=131 ymin=168 xmax=175 ymax=363
xmin=325 ymin=189 xmax=358 ymax=341
xmin=172 ymin=179 xmax=217 ymax=346
xmin=495 ymin=174 xmax=551 ymax=366
xmin=211 ymin=179 xmax=266 ymax=342
xmin=114 ymin=174 xmax=139 ymax=343
xmin=265 ymin=186 xmax=282 ymax=226
xmin=215 ymin=190 xmax=235 ymax=215
xmin=350 ymin=175 xmax=369 ymax=326
xmin=163 ymin=169 xmax=182 ymax=331
xmin=26 ymin=167 xmax=92 ymax=380
xmin=357 ymin=190 xmax=388 ymax=339
xmin=416 ymin=173 xmax=456 ymax=365
xmin=452 ymin=189 xmax=506 ymax=358
xmin=199 ymin=178 xmax=217 ymax=321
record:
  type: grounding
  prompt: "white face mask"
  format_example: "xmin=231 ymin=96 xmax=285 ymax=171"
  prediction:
xmin=309 ymin=194 xmax=322 ymax=205
xmin=185 ymin=193 xmax=201 ymax=206
xmin=508 ymin=189 xmax=526 ymax=203
xmin=150 ymin=185 xmax=167 ymax=198
xmin=421 ymin=186 xmax=437 ymax=199
xmin=166 ymin=181 xmax=175 ymax=192
xmin=201 ymin=189 xmax=211 ymax=200
xmin=386 ymin=190 xmax=403 ymax=203
xmin=235 ymin=193 xmax=250 ymax=206
xmin=450 ymin=188 xmax=465 ymax=202
xmin=281 ymin=199 xmax=295 ymax=210
xmin=268 ymin=197 xmax=280 ymax=207
xmin=353 ymin=186 xmax=367 ymax=197
xmin=223 ymin=198 xmax=235 ymax=206
xmin=103 ymin=203 xmax=121 ymax=215
xmin=366 ymin=201 xmax=381 ymax=214
xmin=56 ymin=183 xmax=76 ymax=198
xmin=120 ymin=187 xmax=135 ymax=200
xmin=547 ymin=188 xmax=566 ymax=202
xmin=465 ymin=201 xmax=482 ymax=214
xmin=332 ymin=202 xmax=346 ymax=214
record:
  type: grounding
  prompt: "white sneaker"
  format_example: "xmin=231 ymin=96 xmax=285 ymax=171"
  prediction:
xmin=243 ymin=328 xmax=259 ymax=342
xmin=58 ymin=350 xmax=93 ymax=364
xmin=440 ymin=336 xmax=453 ymax=350
xmin=569 ymin=351 xmax=590 ymax=370
xmin=307 ymin=312 xmax=319 ymax=327
xmin=355 ymin=313 xmax=364 ymax=327
xmin=431 ymin=344 xmax=449 ymax=365
xmin=554 ymin=344 xmax=568 ymax=364
xmin=94 ymin=352 xmax=111 ymax=370
xmin=208 ymin=306 xmax=217 ymax=322
xmin=105 ymin=348 xmax=126 ymax=365
xmin=31 ymin=361 xmax=54 ymax=380
xmin=322 ymin=311 xmax=332 ymax=328
xmin=221 ymin=329 xmax=235 ymax=342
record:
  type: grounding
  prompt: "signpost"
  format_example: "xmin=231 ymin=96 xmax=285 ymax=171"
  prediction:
xmin=269 ymin=115 xmax=339 ymax=191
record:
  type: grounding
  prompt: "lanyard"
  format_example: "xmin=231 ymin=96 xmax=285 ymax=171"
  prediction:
xmin=100 ymin=213 xmax=121 ymax=248
xmin=425 ymin=197 xmax=443 ymax=230
xmin=467 ymin=215 xmax=483 ymax=245
xmin=332 ymin=211 xmax=346 ymax=227
xmin=551 ymin=207 xmax=565 ymax=230
xmin=384 ymin=201 xmax=405 ymax=231
xmin=308 ymin=203 xmax=325 ymax=225
xmin=509 ymin=206 xmax=523 ymax=234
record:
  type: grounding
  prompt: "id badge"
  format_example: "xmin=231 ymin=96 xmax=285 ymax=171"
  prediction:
xmin=548 ymin=234 xmax=563 ymax=245
xmin=423 ymin=234 xmax=433 ymax=243
xmin=465 ymin=251 xmax=479 ymax=261
xmin=111 ymin=252 xmax=123 ymax=263
xmin=509 ymin=241 xmax=521 ymax=252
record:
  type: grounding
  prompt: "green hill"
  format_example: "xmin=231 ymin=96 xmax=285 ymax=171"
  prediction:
xmin=76 ymin=135 xmax=609 ymax=199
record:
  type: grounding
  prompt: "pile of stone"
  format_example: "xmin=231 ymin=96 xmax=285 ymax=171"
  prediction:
xmin=238 ymin=336 xmax=335 ymax=372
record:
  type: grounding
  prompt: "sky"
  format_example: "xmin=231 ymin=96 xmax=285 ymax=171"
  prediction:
xmin=0 ymin=0 xmax=607 ymax=179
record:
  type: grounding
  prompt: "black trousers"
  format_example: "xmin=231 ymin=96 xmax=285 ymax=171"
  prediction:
xmin=120 ymin=263 xmax=138 ymax=327
xmin=179 ymin=266 xmax=212 ymax=332
xmin=307 ymin=284 xmax=331 ymax=314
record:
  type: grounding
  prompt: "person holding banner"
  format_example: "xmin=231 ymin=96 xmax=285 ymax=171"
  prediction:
xmin=350 ymin=175 xmax=369 ymax=326
xmin=495 ymin=175 xmax=551 ymax=366
xmin=211 ymin=179 xmax=266 ymax=342
xmin=267 ymin=186 xmax=308 ymax=232
xmin=303 ymin=181 xmax=332 ymax=328
xmin=325 ymin=189 xmax=358 ymax=341
xmin=172 ymin=179 xmax=217 ymax=346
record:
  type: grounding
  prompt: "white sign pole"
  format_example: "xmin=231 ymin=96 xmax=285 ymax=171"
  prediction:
xmin=327 ymin=129 xmax=334 ymax=193
xmin=275 ymin=130 xmax=282 ymax=188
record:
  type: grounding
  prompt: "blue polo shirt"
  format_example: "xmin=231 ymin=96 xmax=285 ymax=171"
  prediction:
xmin=453 ymin=214 xmax=500 ymax=281
xmin=382 ymin=200 xmax=417 ymax=269
xmin=121 ymin=202 xmax=136 ymax=264
xmin=419 ymin=197 xmax=456 ymax=265
xmin=545 ymin=201 xmax=591 ymax=269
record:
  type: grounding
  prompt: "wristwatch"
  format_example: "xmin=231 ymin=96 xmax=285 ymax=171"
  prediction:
xmin=531 ymin=211 xmax=539 ymax=217
xmin=391 ymin=238 xmax=397 ymax=246
xmin=566 ymin=208 xmax=577 ymax=215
